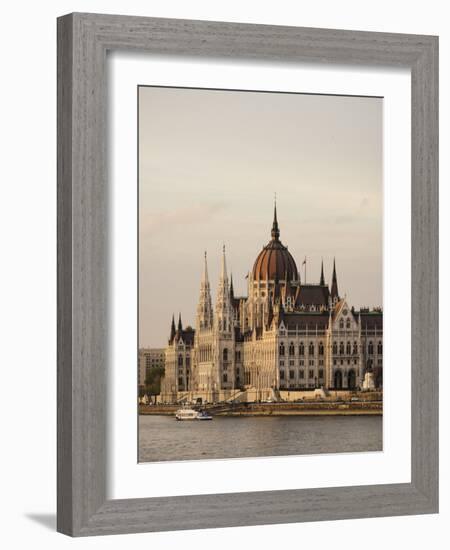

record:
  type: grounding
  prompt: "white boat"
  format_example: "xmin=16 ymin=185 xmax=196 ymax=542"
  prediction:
xmin=175 ymin=407 xmax=198 ymax=420
xmin=175 ymin=407 xmax=213 ymax=421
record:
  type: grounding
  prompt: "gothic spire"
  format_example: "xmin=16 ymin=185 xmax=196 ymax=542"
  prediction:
xmin=215 ymin=245 xmax=233 ymax=333
xmin=230 ymin=273 xmax=234 ymax=300
xmin=271 ymin=197 xmax=280 ymax=241
xmin=320 ymin=259 xmax=325 ymax=286
xmin=331 ymin=258 xmax=339 ymax=300
xmin=177 ymin=313 xmax=182 ymax=331
xmin=169 ymin=313 xmax=176 ymax=343
xmin=196 ymin=251 xmax=213 ymax=331
xmin=220 ymin=244 xmax=228 ymax=282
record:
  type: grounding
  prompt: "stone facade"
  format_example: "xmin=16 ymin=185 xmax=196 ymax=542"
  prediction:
xmin=160 ymin=206 xmax=382 ymax=404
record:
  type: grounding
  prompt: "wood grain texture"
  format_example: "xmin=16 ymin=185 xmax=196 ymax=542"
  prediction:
xmin=57 ymin=12 xmax=439 ymax=537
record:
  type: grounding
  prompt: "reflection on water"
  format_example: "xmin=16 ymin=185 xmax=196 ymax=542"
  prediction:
xmin=138 ymin=415 xmax=382 ymax=462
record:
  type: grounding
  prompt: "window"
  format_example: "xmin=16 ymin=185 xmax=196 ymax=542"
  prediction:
xmin=223 ymin=348 xmax=228 ymax=361
xmin=377 ymin=341 xmax=383 ymax=354
xmin=309 ymin=359 xmax=314 ymax=366
xmin=299 ymin=359 xmax=304 ymax=366
xmin=346 ymin=342 xmax=351 ymax=355
xmin=299 ymin=342 xmax=305 ymax=356
xmin=186 ymin=357 xmax=190 ymax=367
xmin=339 ymin=319 xmax=344 ymax=329
xmin=223 ymin=373 xmax=228 ymax=383
xmin=279 ymin=343 xmax=285 ymax=356
xmin=289 ymin=370 xmax=294 ymax=379
xmin=289 ymin=360 xmax=294 ymax=366
xmin=289 ymin=342 xmax=295 ymax=356
xmin=368 ymin=341 xmax=374 ymax=355
xmin=308 ymin=342 xmax=314 ymax=355
xmin=353 ymin=341 xmax=358 ymax=355
xmin=178 ymin=354 xmax=183 ymax=366
xmin=318 ymin=369 xmax=324 ymax=378
xmin=332 ymin=342 xmax=338 ymax=354
xmin=299 ymin=370 xmax=304 ymax=379
xmin=279 ymin=360 xmax=285 ymax=367
xmin=339 ymin=342 xmax=344 ymax=355
xmin=346 ymin=319 xmax=351 ymax=329
xmin=178 ymin=377 xmax=183 ymax=386
xmin=309 ymin=370 xmax=314 ymax=378
xmin=280 ymin=370 xmax=285 ymax=380
xmin=319 ymin=342 xmax=324 ymax=355
xmin=235 ymin=350 xmax=241 ymax=362
xmin=333 ymin=359 xmax=337 ymax=366
xmin=319 ymin=359 xmax=324 ymax=366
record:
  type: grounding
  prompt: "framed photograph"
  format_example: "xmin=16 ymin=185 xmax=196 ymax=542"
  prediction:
xmin=57 ymin=13 xmax=438 ymax=536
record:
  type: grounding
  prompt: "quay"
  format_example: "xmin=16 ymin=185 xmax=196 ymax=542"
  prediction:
xmin=139 ymin=400 xmax=382 ymax=417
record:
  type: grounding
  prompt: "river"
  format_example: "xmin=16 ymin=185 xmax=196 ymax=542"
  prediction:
xmin=139 ymin=414 xmax=382 ymax=462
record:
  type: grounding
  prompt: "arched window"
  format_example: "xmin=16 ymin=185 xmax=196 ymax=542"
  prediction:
xmin=346 ymin=319 xmax=351 ymax=329
xmin=339 ymin=342 xmax=344 ymax=355
xmin=223 ymin=373 xmax=228 ymax=383
xmin=377 ymin=341 xmax=383 ymax=354
xmin=223 ymin=348 xmax=228 ymax=362
xmin=332 ymin=342 xmax=338 ymax=355
xmin=299 ymin=342 xmax=305 ymax=356
xmin=279 ymin=343 xmax=285 ymax=356
xmin=308 ymin=342 xmax=314 ymax=355
xmin=368 ymin=341 xmax=374 ymax=355
xmin=353 ymin=341 xmax=358 ymax=355
xmin=289 ymin=342 xmax=295 ymax=356
xmin=318 ymin=342 xmax=324 ymax=355
xmin=339 ymin=319 xmax=344 ymax=329
xmin=346 ymin=342 xmax=351 ymax=355
xmin=348 ymin=369 xmax=356 ymax=390
xmin=178 ymin=354 xmax=183 ymax=366
xmin=334 ymin=370 xmax=343 ymax=389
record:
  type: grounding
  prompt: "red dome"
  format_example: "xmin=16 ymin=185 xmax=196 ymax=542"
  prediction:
xmin=252 ymin=205 xmax=299 ymax=282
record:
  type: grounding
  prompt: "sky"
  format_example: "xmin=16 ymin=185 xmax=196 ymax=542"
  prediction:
xmin=139 ymin=86 xmax=382 ymax=348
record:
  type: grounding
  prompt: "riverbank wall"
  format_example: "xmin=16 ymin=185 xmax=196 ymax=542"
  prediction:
xmin=139 ymin=401 xmax=382 ymax=417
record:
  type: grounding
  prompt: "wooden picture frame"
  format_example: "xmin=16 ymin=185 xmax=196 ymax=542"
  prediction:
xmin=57 ymin=12 xmax=438 ymax=536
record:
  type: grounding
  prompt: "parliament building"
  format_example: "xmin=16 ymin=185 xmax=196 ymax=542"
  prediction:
xmin=160 ymin=205 xmax=382 ymax=404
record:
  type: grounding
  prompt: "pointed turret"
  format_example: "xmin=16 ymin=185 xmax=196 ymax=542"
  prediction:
xmin=177 ymin=313 xmax=183 ymax=332
xmin=169 ymin=313 xmax=176 ymax=343
xmin=215 ymin=245 xmax=233 ymax=333
xmin=196 ymin=251 xmax=213 ymax=331
xmin=331 ymin=258 xmax=339 ymax=301
xmin=320 ymin=259 xmax=325 ymax=286
xmin=230 ymin=273 xmax=234 ymax=300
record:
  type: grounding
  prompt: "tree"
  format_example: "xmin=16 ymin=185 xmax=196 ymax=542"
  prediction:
xmin=145 ymin=366 xmax=165 ymax=398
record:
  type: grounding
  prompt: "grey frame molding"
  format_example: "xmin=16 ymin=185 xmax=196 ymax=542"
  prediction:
xmin=57 ymin=13 xmax=438 ymax=537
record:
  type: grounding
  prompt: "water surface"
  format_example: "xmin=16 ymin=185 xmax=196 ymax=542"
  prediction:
xmin=139 ymin=414 xmax=382 ymax=462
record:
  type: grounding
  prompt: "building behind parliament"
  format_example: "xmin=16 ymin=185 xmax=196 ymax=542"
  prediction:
xmin=160 ymin=205 xmax=382 ymax=404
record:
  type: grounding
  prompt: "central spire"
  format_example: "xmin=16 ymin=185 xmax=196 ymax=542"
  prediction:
xmin=271 ymin=195 xmax=280 ymax=241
